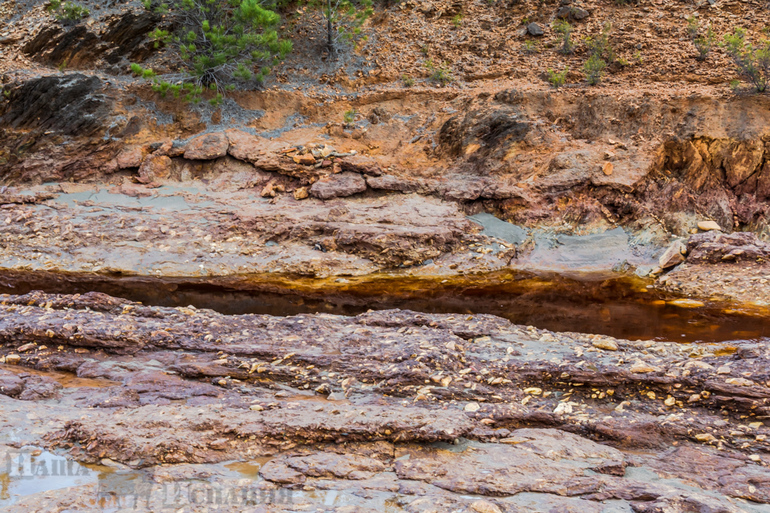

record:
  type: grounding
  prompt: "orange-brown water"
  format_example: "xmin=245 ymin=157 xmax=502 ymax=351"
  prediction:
xmin=0 ymin=270 xmax=768 ymax=343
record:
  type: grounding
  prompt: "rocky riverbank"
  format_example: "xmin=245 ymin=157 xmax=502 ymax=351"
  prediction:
xmin=2 ymin=0 xmax=770 ymax=510
xmin=0 ymin=291 xmax=769 ymax=512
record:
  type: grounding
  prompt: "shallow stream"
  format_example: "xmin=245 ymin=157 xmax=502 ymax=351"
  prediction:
xmin=0 ymin=269 xmax=768 ymax=343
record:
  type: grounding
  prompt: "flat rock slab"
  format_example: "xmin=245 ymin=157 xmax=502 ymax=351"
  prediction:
xmin=0 ymin=183 xmax=485 ymax=276
xmin=0 ymin=291 xmax=767 ymax=512
xmin=310 ymin=172 xmax=367 ymax=199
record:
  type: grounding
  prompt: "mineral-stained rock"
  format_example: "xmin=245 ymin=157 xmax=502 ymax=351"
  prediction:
xmin=310 ymin=172 xmax=367 ymax=199
xmin=658 ymin=240 xmax=686 ymax=268
xmin=225 ymin=129 xmax=266 ymax=162
xmin=293 ymin=187 xmax=309 ymax=200
xmin=438 ymin=108 xmax=530 ymax=159
xmin=137 ymin=154 xmax=172 ymax=183
xmin=259 ymin=460 xmax=307 ymax=484
xmin=293 ymin=153 xmax=316 ymax=166
xmin=0 ymin=290 xmax=766 ymax=512
xmin=0 ymin=370 xmax=23 ymax=397
xmin=339 ymin=155 xmax=382 ymax=176
xmin=719 ymin=140 xmax=764 ymax=189
xmin=283 ymin=452 xmax=387 ymax=479
xmin=395 ymin=431 xmax=624 ymax=496
xmin=758 ymin=161 xmax=770 ymax=200
xmin=686 ymin=231 xmax=770 ymax=263
xmin=116 ymin=146 xmax=147 ymax=169
xmin=183 ymin=132 xmax=229 ymax=160
xmin=366 ymin=174 xmax=427 ymax=193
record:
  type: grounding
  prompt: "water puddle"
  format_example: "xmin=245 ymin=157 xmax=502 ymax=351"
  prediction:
xmin=49 ymin=186 xmax=221 ymax=212
xmin=0 ymin=449 xmax=286 ymax=510
xmin=0 ymin=448 xmax=142 ymax=509
xmin=224 ymin=458 xmax=272 ymax=478
xmin=0 ymin=365 xmax=119 ymax=389
xmin=0 ymin=270 xmax=768 ymax=343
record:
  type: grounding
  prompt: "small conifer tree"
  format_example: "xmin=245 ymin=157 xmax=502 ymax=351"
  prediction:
xmin=307 ymin=0 xmax=373 ymax=55
xmin=132 ymin=0 xmax=292 ymax=104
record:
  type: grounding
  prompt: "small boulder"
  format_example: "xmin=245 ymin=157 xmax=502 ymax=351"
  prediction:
xmin=464 ymin=402 xmax=481 ymax=412
xmin=471 ymin=500 xmax=503 ymax=513
xmin=697 ymin=220 xmax=721 ymax=232
xmin=293 ymin=187 xmax=309 ymax=200
xmin=310 ymin=172 xmax=367 ymax=200
xmin=659 ymin=240 xmax=687 ymax=269
xmin=557 ymin=6 xmax=589 ymax=20
xmin=339 ymin=155 xmax=382 ymax=176
xmin=630 ymin=362 xmax=661 ymax=374
xmin=116 ymin=146 xmax=146 ymax=169
xmin=226 ymin=129 xmax=266 ymax=162
xmin=572 ymin=7 xmax=590 ymax=19
xmin=261 ymin=182 xmax=284 ymax=198
xmin=138 ymin=154 xmax=173 ymax=183
xmin=0 ymin=371 xmax=24 ymax=397
xmin=293 ymin=154 xmax=316 ymax=166
xmin=183 ymin=132 xmax=229 ymax=160
xmin=527 ymin=22 xmax=544 ymax=36
xmin=592 ymin=338 xmax=618 ymax=351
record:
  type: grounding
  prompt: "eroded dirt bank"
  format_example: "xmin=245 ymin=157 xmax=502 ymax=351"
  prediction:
xmin=0 ymin=291 xmax=769 ymax=512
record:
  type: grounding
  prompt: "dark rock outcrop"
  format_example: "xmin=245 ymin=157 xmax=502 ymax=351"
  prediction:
xmin=1 ymin=73 xmax=110 ymax=136
xmin=23 ymin=11 xmax=160 ymax=67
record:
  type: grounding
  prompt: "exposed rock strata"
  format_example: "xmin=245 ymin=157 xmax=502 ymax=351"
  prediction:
xmin=0 ymin=291 xmax=768 ymax=512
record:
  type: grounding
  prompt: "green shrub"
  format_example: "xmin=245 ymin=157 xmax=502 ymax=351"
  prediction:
xmin=686 ymin=16 xmax=700 ymax=40
xmin=581 ymin=22 xmax=613 ymax=85
xmin=552 ymin=19 xmax=574 ymax=54
xmin=687 ymin=17 xmax=714 ymax=61
xmin=47 ymin=0 xmax=90 ymax=22
xmin=133 ymin=0 xmax=292 ymax=104
xmin=143 ymin=0 xmax=169 ymax=12
xmin=583 ymin=54 xmax=606 ymax=85
xmin=694 ymin=27 xmax=715 ymax=61
xmin=547 ymin=67 xmax=568 ymax=88
xmin=585 ymin=22 xmax=615 ymax=62
xmin=451 ymin=13 xmax=462 ymax=28
xmin=722 ymin=27 xmax=770 ymax=92
xmin=425 ymin=59 xmax=452 ymax=85
xmin=401 ymin=74 xmax=415 ymax=87
xmin=343 ymin=109 xmax=356 ymax=123
xmin=521 ymin=40 xmax=539 ymax=54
